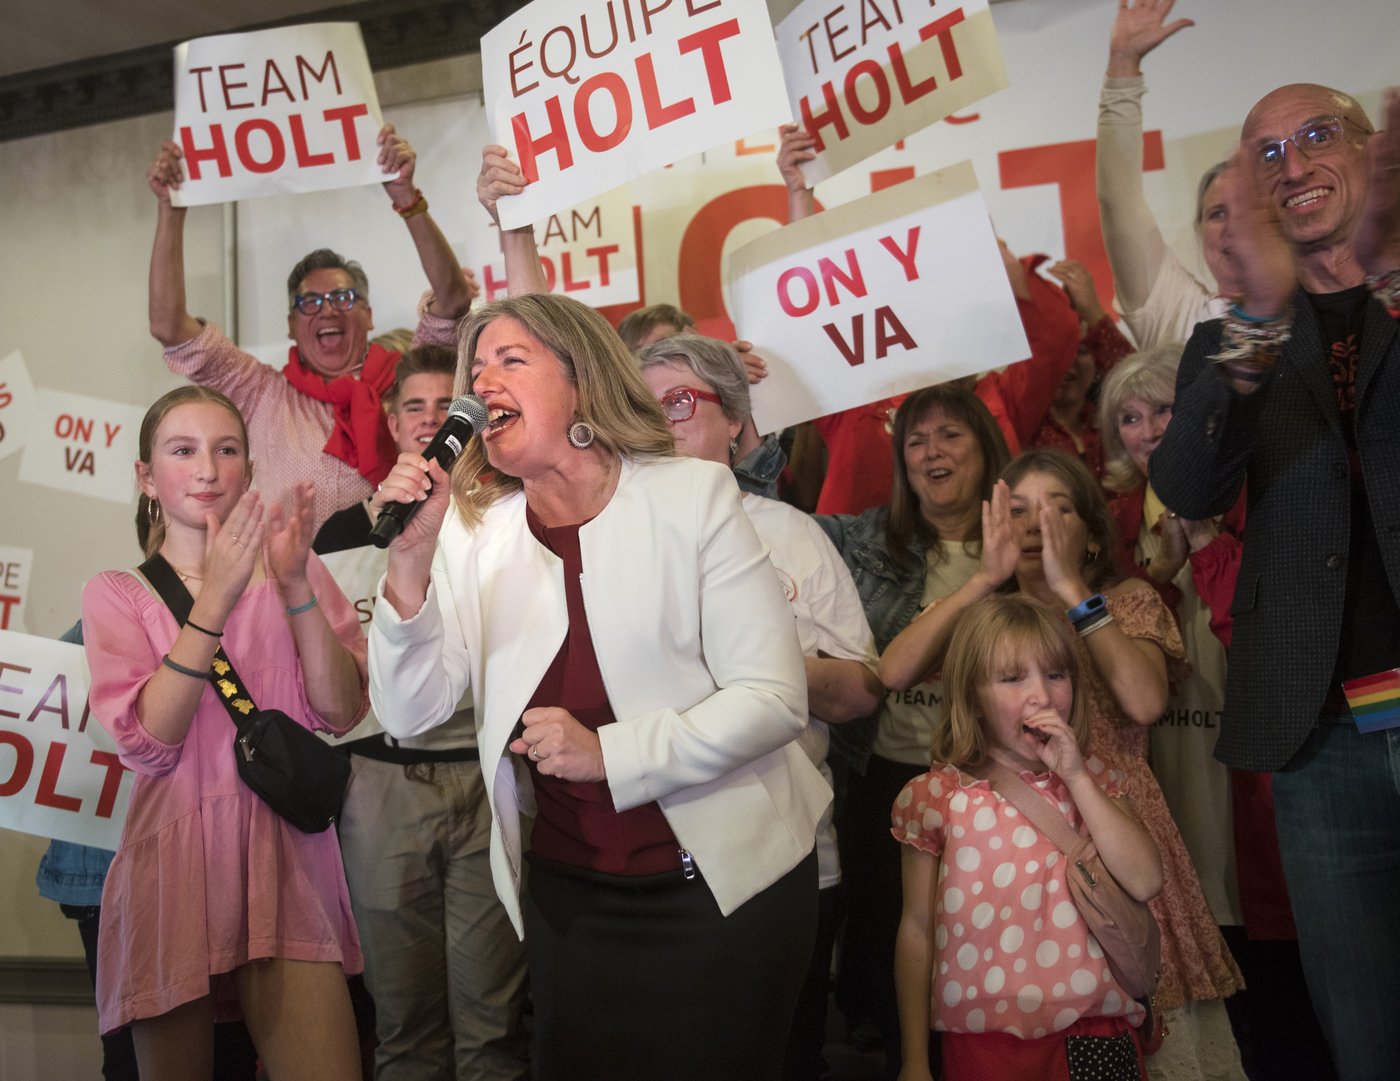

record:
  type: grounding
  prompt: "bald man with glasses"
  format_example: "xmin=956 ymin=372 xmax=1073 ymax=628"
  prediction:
xmin=1151 ymin=84 xmax=1400 ymax=1081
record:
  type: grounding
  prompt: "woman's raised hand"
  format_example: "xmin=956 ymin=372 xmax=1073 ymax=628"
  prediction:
xmin=265 ymin=482 xmax=316 ymax=590
xmin=478 ymin=145 xmax=527 ymax=227
xmin=202 ymin=492 xmax=265 ymax=611
xmin=975 ymin=480 xmax=1020 ymax=590
xmin=1038 ymin=496 xmax=1092 ymax=607
xmin=1107 ymin=0 xmax=1195 ymax=77
xmin=147 ymin=140 xmax=184 ymax=204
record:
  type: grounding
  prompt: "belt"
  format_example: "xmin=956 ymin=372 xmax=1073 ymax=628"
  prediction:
xmin=346 ymin=736 xmax=479 ymax=765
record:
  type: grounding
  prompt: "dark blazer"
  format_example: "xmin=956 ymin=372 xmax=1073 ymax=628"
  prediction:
xmin=1150 ymin=293 xmax=1400 ymax=771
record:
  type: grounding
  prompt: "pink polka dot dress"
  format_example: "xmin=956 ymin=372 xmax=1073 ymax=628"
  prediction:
xmin=891 ymin=760 xmax=1146 ymax=1038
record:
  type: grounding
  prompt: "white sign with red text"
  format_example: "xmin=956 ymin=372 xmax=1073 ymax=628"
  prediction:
xmin=171 ymin=23 xmax=386 ymax=207
xmin=16 ymin=389 xmax=144 ymax=503
xmin=776 ymin=0 xmax=1007 ymax=184
xmin=0 ymin=548 xmax=33 ymax=634
xmin=0 ymin=351 xmax=36 ymax=464
xmin=482 ymin=0 xmax=792 ymax=229
xmin=471 ymin=183 xmax=643 ymax=308
xmin=730 ymin=160 xmax=1026 ymax=433
xmin=0 ymin=632 xmax=133 ymax=849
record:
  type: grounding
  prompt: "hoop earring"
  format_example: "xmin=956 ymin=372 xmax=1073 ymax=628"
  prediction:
xmin=568 ymin=420 xmax=596 ymax=449
xmin=146 ymin=497 xmax=162 ymax=528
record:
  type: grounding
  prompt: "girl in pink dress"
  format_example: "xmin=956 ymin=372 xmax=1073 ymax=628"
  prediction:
xmin=892 ymin=593 xmax=1162 ymax=1080
xmin=81 ymin=386 xmax=368 ymax=1081
xmin=883 ymin=449 xmax=1246 ymax=1079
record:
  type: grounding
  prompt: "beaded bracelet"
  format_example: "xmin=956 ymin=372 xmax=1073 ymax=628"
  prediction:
xmin=1368 ymin=268 xmax=1400 ymax=319
xmin=393 ymin=188 xmax=429 ymax=219
xmin=1212 ymin=303 xmax=1293 ymax=371
xmin=162 ymin=653 xmax=207 ymax=679
xmin=286 ymin=595 xmax=319 ymax=616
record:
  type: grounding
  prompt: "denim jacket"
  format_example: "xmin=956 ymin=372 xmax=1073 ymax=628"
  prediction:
xmin=36 ymin=842 xmax=115 ymax=906
xmin=34 ymin=619 xmax=116 ymax=908
xmin=733 ymin=433 xmax=786 ymax=500
xmin=816 ymin=507 xmax=927 ymax=772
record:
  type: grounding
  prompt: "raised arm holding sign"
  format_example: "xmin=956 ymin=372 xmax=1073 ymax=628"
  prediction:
xmin=774 ymin=0 xmax=1008 ymax=185
xmin=147 ymin=116 xmax=474 ymax=530
xmin=482 ymin=0 xmax=792 ymax=229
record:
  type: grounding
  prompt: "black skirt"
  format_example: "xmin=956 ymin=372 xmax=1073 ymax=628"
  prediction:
xmin=523 ymin=848 xmax=818 ymax=1081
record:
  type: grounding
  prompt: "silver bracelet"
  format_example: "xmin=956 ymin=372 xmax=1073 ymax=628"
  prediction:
xmin=1077 ymin=613 xmax=1116 ymax=639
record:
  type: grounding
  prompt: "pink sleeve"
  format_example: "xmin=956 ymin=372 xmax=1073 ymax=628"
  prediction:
xmin=411 ymin=291 xmax=461 ymax=348
xmin=163 ymin=321 xmax=281 ymax=424
xmin=1109 ymin=581 xmax=1188 ymax=685
xmin=302 ymin=554 xmax=370 ymax=734
xmin=80 ymin=572 xmax=185 ymax=776
xmin=890 ymin=769 xmax=949 ymax=857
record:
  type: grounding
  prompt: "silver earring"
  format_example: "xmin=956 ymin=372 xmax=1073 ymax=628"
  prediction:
xmin=728 ymin=437 xmax=739 ymax=461
xmin=568 ymin=420 xmax=595 ymax=449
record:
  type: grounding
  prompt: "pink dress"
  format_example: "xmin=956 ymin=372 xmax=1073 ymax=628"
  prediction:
xmin=1078 ymin=587 xmax=1244 ymax=1011
xmin=891 ymin=760 xmax=1146 ymax=1038
xmin=81 ymin=556 xmax=368 ymax=1034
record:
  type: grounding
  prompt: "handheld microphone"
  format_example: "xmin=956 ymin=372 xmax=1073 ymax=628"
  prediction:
xmin=369 ymin=394 xmax=489 ymax=549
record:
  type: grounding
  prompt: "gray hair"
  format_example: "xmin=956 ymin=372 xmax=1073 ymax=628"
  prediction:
xmin=637 ymin=333 xmax=751 ymax=423
xmin=286 ymin=248 xmax=370 ymax=307
xmin=1097 ymin=342 xmax=1185 ymax=493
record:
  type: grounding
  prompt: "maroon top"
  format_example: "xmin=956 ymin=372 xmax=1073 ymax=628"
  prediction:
xmin=523 ymin=507 xmax=680 ymax=875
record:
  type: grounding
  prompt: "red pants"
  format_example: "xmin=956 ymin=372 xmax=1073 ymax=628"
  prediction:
xmin=941 ymin=1015 xmax=1145 ymax=1081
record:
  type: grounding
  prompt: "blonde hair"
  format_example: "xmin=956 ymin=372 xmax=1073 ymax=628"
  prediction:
xmin=450 ymin=294 xmax=674 ymax=525
xmin=135 ymin=386 xmax=250 ymax=557
xmin=934 ymin=594 xmax=1089 ymax=768
xmin=1096 ymin=343 xmax=1184 ymax=494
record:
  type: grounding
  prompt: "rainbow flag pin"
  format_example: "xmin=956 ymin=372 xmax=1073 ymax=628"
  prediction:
xmin=1341 ymin=669 xmax=1400 ymax=733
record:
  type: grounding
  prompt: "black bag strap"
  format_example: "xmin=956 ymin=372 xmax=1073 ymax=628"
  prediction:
xmin=137 ymin=554 xmax=261 ymax=725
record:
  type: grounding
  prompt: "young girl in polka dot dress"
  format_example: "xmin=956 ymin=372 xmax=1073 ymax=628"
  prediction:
xmin=891 ymin=594 xmax=1163 ymax=1081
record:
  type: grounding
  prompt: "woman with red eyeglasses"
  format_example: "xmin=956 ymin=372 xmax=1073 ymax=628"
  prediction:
xmin=640 ymin=333 xmax=883 ymax=1081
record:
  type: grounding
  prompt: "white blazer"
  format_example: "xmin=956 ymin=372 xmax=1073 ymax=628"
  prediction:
xmin=368 ymin=456 xmax=831 ymax=934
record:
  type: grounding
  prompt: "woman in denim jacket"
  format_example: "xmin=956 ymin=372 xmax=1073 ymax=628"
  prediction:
xmin=816 ymin=386 xmax=1009 ymax=1077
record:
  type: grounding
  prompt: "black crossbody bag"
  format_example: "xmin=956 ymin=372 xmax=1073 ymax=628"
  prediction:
xmin=140 ymin=554 xmax=351 ymax=834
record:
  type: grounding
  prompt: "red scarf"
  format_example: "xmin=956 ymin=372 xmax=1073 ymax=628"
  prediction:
xmin=282 ymin=343 xmax=400 ymax=486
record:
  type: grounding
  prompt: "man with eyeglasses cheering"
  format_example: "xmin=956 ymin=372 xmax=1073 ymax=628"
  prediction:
xmin=146 ymin=124 xmax=476 ymax=530
xmin=1151 ymin=83 xmax=1400 ymax=1081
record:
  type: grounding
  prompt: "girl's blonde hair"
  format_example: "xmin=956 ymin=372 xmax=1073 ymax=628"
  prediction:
xmin=933 ymin=594 xmax=1089 ymax=767
xmin=450 ymin=294 xmax=674 ymax=525
xmin=135 ymin=386 xmax=250 ymax=557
